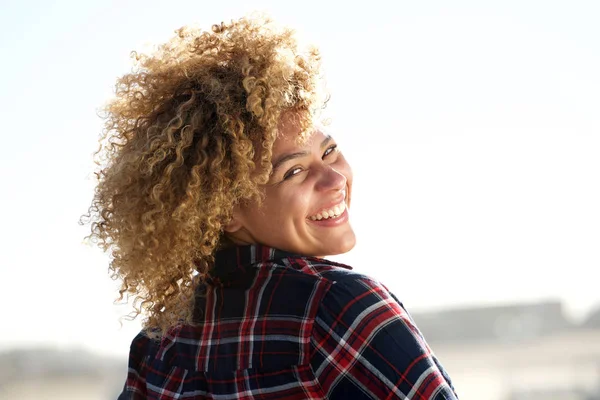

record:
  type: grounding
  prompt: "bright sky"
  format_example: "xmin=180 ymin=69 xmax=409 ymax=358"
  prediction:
xmin=1 ymin=0 xmax=598 ymax=357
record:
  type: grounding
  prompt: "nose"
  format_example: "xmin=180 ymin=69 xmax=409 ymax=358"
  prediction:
xmin=314 ymin=164 xmax=346 ymax=193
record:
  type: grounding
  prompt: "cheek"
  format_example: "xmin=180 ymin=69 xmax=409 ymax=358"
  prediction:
xmin=290 ymin=190 xmax=311 ymax=219
xmin=263 ymin=185 xmax=311 ymax=221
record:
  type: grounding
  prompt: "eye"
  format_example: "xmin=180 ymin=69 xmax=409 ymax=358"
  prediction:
xmin=283 ymin=166 xmax=303 ymax=180
xmin=323 ymin=144 xmax=338 ymax=159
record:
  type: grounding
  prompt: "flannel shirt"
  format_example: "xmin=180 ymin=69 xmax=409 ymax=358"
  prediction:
xmin=119 ymin=244 xmax=458 ymax=399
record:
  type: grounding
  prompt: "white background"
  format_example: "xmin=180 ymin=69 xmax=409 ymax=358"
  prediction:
xmin=0 ymin=0 xmax=598 ymax=357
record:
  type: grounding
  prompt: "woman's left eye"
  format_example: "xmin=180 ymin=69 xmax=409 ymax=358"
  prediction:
xmin=323 ymin=144 xmax=338 ymax=158
xmin=283 ymin=167 xmax=303 ymax=180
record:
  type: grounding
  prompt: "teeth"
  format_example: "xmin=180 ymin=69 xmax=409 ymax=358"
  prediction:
xmin=309 ymin=201 xmax=346 ymax=221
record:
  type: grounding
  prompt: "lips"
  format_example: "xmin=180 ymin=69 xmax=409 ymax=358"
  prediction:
xmin=309 ymin=200 xmax=345 ymax=220
xmin=307 ymin=206 xmax=349 ymax=226
xmin=306 ymin=189 xmax=348 ymax=220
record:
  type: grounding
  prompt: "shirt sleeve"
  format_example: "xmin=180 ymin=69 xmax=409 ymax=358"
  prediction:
xmin=310 ymin=276 xmax=459 ymax=399
xmin=117 ymin=331 xmax=157 ymax=400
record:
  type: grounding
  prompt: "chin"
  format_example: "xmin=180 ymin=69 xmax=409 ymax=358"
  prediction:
xmin=320 ymin=232 xmax=356 ymax=257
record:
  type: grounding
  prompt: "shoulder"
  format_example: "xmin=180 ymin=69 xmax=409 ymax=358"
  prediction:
xmin=277 ymin=256 xmax=412 ymax=335
xmin=302 ymin=262 xmax=431 ymax=363
xmin=127 ymin=330 xmax=161 ymax=367
xmin=306 ymin=266 xmax=459 ymax=398
xmin=119 ymin=330 xmax=162 ymax=398
xmin=276 ymin=255 xmax=399 ymax=314
xmin=313 ymin=268 xmax=409 ymax=329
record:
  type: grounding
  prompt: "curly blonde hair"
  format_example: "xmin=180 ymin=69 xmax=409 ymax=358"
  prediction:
xmin=82 ymin=16 xmax=326 ymax=336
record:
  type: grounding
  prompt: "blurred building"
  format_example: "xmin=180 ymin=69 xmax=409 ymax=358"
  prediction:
xmin=0 ymin=348 xmax=124 ymax=399
xmin=413 ymin=301 xmax=600 ymax=399
xmin=1 ymin=301 xmax=599 ymax=399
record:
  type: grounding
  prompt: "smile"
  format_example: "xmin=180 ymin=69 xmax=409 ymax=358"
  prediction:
xmin=308 ymin=200 xmax=346 ymax=221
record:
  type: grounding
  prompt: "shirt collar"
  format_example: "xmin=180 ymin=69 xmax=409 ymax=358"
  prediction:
xmin=210 ymin=244 xmax=297 ymax=283
xmin=215 ymin=244 xmax=297 ymax=268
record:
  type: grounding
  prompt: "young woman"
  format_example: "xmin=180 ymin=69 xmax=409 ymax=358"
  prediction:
xmin=86 ymin=16 xmax=459 ymax=400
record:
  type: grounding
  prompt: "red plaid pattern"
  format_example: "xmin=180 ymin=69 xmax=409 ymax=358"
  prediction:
xmin=118 ymin=245 xmax=458 ymax=399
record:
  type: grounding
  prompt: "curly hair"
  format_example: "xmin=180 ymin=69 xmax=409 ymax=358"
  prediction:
xmin=82 ymin=16 xmax=327 ymax=336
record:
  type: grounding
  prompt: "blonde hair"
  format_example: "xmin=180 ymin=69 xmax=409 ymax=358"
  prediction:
xmin=82 ymin=16 xmax=326 ymax=335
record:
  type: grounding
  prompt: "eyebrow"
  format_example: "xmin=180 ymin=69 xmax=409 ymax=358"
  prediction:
xmin=271 ymin=135 xmax=332 ymax=173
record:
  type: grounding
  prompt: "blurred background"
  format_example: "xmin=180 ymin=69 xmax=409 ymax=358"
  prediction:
xmin=1 ymin=0 xmax=599 ymax=399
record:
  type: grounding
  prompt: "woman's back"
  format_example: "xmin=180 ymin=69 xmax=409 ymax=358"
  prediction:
xmin=120 ymin=244 xmax=458 ymax=399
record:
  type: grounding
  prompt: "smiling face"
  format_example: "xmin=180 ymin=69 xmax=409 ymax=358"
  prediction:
xmin=224 ymin=119 xmax=356 ymax=257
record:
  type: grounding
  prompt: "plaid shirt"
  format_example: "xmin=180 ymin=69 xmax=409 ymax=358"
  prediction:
xmin=119 ymin=245 xmax=458 ymax=399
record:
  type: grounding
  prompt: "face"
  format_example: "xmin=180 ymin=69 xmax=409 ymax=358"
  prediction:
xmin=225 ymin=119 xmax=356 ymax=257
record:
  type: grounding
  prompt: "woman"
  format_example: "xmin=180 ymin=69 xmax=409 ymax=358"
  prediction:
xmin=86 ymin=16 xmax=459 ymax=399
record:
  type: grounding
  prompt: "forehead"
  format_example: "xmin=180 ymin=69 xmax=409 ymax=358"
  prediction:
xmin=272 ymin=121 xmax=328 ymax=157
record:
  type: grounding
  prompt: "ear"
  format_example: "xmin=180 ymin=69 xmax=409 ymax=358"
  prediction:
xmin=223 ymin=208 xmax=243 ymax=233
